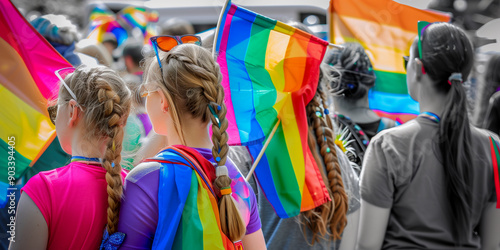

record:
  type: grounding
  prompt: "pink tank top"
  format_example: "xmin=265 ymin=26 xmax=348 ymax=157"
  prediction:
xmin=21 ymin=162 xmax=127 ymax=249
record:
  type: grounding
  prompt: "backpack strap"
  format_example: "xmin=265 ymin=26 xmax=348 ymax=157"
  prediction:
xmin=488 ymin=136 xmax=500 ymax=208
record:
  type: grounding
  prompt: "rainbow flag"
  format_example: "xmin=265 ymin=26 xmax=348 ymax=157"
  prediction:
xmin=145 ymin=146 xmax=244 ymax=249
xmin=88 ymin=16 xmax=128 ymax=47
xmin=89 ymin=4 xmax=115 ymax=23
xmin=118 ymin=7 xmax=149 ymax=33
xmin=0 ymin=0 xmax=72 ymax=206
xmin=329 ymin=0 xmax=451 ymax=122
xmin=216 ymin=3 xmax=330 ymax=218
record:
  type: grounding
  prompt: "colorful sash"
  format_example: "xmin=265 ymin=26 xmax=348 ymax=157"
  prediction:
xmin=144 ymin=145 xmax=244 ymax=249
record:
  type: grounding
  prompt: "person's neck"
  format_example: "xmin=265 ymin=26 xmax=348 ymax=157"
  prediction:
xmin=166 ymin=117 xmax=213 ymax=150
xmin=70 ymin=132 xmax=108 ymax=159
xmin=333 ymin=95 xmax=380 ymax=124
xmin=417 ymin=83 xmax=447 ymax=118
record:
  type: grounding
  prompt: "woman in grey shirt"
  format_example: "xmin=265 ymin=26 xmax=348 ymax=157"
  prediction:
xmin=357 ymin=22 xmax=500 ymax=249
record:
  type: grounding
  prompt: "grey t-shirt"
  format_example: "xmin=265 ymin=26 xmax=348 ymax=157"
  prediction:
xmin=361 ymin=116 xmax=498 ymax=249
xmin=229 ymin=146 xmax=360 ymax=249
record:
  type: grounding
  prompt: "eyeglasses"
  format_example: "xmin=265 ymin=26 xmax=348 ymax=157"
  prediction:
xmin=140 ymin=86 xmax=161 ymax=98
xmin=150 ymin=35 xmax=202 ymax=72
xmin=403 ymin=56 xmax=409 ymax=72
xmin=48 ymin=67 xmax=82 ymax=125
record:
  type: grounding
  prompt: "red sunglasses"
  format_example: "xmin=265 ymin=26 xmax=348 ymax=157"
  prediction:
xmin=150 ymin=35 xmax=202 ymax=71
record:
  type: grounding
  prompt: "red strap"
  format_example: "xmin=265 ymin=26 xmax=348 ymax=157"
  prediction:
xmin=489 ymin=137 xmax=500 ymax=209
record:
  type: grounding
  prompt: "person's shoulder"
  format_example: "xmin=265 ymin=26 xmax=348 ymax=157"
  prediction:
xmin=125 ymin=161 xmax=161 ymax=184
xmin=470 ymin=125 xmax=500 ymax=144
xmin=371 ymin=118 xmax=420 ymax=144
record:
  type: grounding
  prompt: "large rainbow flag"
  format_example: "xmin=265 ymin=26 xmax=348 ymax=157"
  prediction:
xmin=329 ymin=0 xmax=451 ymax=122
xmin=0 ymin=0 xmax=72 ymax=206
xmin=216 ymin=3 xmax=330 ymax=218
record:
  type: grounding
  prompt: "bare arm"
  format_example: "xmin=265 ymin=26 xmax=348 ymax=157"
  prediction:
xmin=478 ymin=202 xmax=500 ymax=250
xmin=242 ymin=229 xmax=266 ymax=250
xmin=9 ymin=193 xmax=48 ymax=250
xmin=356 ymin=199 xmax=391 ymax=250
xmin=339 ymin=209 xmax=360 ymax=250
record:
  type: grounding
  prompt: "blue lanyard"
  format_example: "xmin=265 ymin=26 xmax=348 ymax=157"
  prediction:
xmin=420 ymin=111 xmax=440 ymax=123
xmin=71 ymin=156 xmax=101 ymax=164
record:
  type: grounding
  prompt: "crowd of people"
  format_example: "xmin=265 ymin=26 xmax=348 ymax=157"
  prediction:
xmin=6 ymin=9 xmax=500 ymax=250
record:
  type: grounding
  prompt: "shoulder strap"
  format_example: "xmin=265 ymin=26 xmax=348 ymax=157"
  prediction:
xmin=143 ymin=146 xmax=218 ymax=198
xmin=488 ymin=136 xmax=500 ymax=208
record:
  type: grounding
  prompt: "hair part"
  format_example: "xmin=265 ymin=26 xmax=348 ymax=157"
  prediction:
xmin=416 ymin=22 xmax=474 ymax=244
xmin=143 ymin=44 xmax=246 ymax=241
xmin=60 ymin=66 xmax=132 ymax=233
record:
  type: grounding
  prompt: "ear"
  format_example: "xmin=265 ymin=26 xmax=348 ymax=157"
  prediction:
xmin=157 ymin=89 xmax=170 ymax=112
xmin=414 ymin=58 xmax=425 ymax=80
xmin=67 ymin=99 xmax=81 ymax=127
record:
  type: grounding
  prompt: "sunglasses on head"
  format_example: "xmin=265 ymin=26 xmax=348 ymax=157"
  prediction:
xmin=48 ymin=67 xmax=82 ymax=125
xmin=150 ymin=35 xmax=202 ymax=71
xmin=403 ymin=56 xmax=409 ymax=72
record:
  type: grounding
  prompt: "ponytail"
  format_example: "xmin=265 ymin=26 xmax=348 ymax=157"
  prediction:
xmin=439 ymin=75 xmax=472 ymax=242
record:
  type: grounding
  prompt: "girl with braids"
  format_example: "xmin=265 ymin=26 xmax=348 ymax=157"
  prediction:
xmin=357 ymin=22 xmax=500 ymax=249
xmin=11 ymin=66 xmax=131 ymax=249
xmin=247 ymin=22 xmax=360 ymax=249
xmin=116 ymin=43 xmax=265 ymax=249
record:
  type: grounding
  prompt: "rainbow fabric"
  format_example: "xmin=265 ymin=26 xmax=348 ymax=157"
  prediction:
xmin=88 ymin=15 xmax=128 ymax=47
xmin=89 ymin=4 xmax=114 ymax=22
xmin=329 ymin=0 xmax=451 ymax=122
xmin=145 ymin=146 xmax=244 ymax=249
xmin=216 ymin=3 xmax=330 ymax=218
xmin=489 ymin=137 xmax=500 ymax=208
xmin=0 ymin=0 xmax=71 ymax=206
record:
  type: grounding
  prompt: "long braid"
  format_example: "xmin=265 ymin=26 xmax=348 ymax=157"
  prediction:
xmin=58 ymin=66 xmax=131 ymax=236
xmin=303 ymin=89 xmax=348 ymax=241
xmin=317 ymin=89 xmax=348 ymax=239
xmin=97 ymin=81 xmax=126 ymax=234
xmin=159 ymin=45 xmax=245 ymax=242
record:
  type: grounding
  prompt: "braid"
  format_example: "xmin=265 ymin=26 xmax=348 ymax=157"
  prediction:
xmin=207 ymin=68 xmax=245 ymax=243
xmin=158 ymin=44 xmax=246 ymax=242
xmin=301 ymin=90 xmax=348 ymax=242
xmin=97 ymin=82 xmax=125 ymax=234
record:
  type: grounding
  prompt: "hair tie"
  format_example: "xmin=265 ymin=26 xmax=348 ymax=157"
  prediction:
xmin=448 ymin=72 xmax=462 ymax=85
xmin=208 ymin=103 xmax=221 ymax=127
xmin=216 ymin=165 xmax=228 ymax=177
xmin=220 ymin=186 xmax=232 ymax=195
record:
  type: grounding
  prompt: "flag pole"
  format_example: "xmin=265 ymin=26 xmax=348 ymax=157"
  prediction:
xmin=212 ymin=0 xmax=231 ymax=58
xmin=328 ymin=43 xmax=343 ymax=49
xmin=246 ymin=119 xmax=281 ymax=181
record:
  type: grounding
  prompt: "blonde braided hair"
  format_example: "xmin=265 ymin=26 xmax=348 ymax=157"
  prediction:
xmin=61 ymin=66 xmax=131 ymax=234
xmin=144 ymin=44 xmax=246 ymax=241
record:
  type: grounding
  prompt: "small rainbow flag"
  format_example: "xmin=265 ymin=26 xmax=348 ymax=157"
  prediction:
xmin=89 ymin=4 xmax=115 ymax=23
xmin=118 ymin=6 xmax=149 ymax=33
xmin=329 ymin=0 xmax=451 ymax=122
xmin=216 ymin=3 xmax=330 ymax=218
xmin=88 ymin=17 xmax=128 ymax=47
xmin=0 ymin=0 xmax=72 ymax=206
